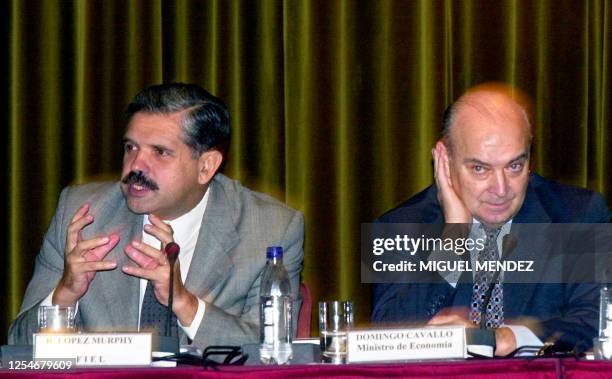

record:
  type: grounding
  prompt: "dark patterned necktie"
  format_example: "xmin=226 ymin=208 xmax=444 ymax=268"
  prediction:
xmin=140 ymin=280 xmax=178 ymax=338
xmin=469 ymin=226 xmax=504 ymax=328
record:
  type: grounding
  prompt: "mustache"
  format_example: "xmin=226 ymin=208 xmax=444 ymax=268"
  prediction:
xmin=121 ymin=171 xmax=159 ymax=191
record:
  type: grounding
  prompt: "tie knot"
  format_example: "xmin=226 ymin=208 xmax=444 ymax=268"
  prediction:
xmin=481 ymin=225 xmax=502 ymax=245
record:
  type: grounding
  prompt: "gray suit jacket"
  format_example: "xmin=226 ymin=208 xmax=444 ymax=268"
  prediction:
xmin=8 ymin=173 xmax=304 ymax=349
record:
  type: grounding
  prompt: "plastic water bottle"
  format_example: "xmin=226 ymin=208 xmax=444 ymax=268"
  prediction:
xmin=259 ymin=246 xmax=293 ymax=364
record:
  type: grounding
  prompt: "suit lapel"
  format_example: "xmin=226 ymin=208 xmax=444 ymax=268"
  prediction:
xmin=78 ymin=187 xmax=142 ymax=331
xmin=504 ymin=178 xmax=553 ymax=316
xmin=514 ymin=175 xmax=551 ymax=224
xmin=185 ymin=177 xmax=239 ymax=301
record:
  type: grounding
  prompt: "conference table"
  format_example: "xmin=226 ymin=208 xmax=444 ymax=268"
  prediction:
xmin=1 ymin=358 xmax=611 ymax=378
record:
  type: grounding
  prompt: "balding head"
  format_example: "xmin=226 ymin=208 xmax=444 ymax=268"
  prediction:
xmin=438 ymin=82 xmax=533 ymax=226
xmin=443 ymin=82 xmax=533 ymax=156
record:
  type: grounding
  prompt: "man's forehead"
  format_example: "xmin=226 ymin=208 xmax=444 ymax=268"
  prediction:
xmin=450 ymin=91 xmax=530 ymax=140
xmin=456 ymin=82 xmax=533 ymax=114
xmin=125 ymin=112 xmax=183 ymax=134
xmin=128 ymin=110 xmax=186 ymax=125
xmin=448 ymin=95 xmax=531 ymax=164
xmin=457 ymin=90 xmax=525 ymax=120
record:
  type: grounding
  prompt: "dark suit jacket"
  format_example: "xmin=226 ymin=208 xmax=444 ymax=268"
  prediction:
xmin=9 ymin=174 xmax=304 ymax=349
xmin=372 ymin=173 xmax=609 ymax=351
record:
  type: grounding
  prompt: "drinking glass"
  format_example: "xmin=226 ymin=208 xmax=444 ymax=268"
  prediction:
xmin=38 ymin=305 xmax=76 ymax=333
xmin=319 ymin=300 xmax=353 ymax=364
xmin=596 ymin=286 xmax=612 ymax=359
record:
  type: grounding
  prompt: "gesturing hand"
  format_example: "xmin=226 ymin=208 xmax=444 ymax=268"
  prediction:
xmin=432 ymin=142 xmax=472 ymax=224
xmin=53 ymin=203 xmax=119 ymax=306
xmin=122 ymin=214 xmax=198 ymax=326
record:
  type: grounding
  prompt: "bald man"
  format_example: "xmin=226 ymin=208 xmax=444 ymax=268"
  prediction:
xmin=372 ymin=83 xmax=609 ymax=356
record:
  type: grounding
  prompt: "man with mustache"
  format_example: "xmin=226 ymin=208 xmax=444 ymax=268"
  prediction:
xmin=372 ymin=83 xmax=609 ymax=356
xmin=9 ymin=83 xmax=304 ymax=350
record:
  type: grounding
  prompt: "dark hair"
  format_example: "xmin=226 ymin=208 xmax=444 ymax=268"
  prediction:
xmin=441 ymin=104 xmax=453 ymax=143
xmin=125 ymin=83 xmax=230 ymax=157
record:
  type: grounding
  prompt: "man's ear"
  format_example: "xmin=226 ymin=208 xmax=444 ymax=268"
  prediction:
xmin=436 ymin=140 xmax=450 ymax=158
xmin=435 ymin=140 xmax=453 ymax=187
xmin=197 ymin=149 xmax=223 ymax=185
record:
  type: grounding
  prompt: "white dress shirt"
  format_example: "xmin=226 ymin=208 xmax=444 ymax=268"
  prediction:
xmin=137 ymin=189 xmax=210 ymax=339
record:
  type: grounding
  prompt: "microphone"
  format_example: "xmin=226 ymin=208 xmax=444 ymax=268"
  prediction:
xmin=164 ymin=242 xmax=180 ymax=338
xmin=479 ymin=234 xmax=518 ymax=329
xmin=165 ymin=241 xmax=180 ymax=262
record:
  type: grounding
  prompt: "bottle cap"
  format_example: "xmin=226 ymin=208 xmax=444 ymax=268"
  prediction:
xmin=266 ymin=246 xmax=283 ymax=259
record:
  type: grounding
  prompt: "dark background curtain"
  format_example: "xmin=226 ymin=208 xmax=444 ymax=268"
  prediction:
xmin=1 ymin=0 xmax=610 ymax=343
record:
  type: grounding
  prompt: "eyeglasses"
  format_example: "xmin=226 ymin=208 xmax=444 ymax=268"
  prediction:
xmin=202 ymin=345 xmax=249 ymax=368
xmin=467 ymin=342 xmax=586 ymax=360
xmin=152 ymin=345 xmax=249 ymax=368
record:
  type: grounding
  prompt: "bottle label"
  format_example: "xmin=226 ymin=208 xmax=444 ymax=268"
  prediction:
xmin=263 ymin=298 xmax=275 ymax=344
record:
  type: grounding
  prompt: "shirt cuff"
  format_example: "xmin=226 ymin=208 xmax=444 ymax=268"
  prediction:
xmin=178 ymin=297 xmax=206 ymax=340
xmin=505 ymin=324 xmax=543 ymax=355
xmin=40 ymin=290 xmax=55 ymax=307
xmin=41 ymin=289 xmax=80 ymax=314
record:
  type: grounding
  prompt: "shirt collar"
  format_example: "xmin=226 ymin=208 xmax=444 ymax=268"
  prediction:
xmin=471 ymin=218 xmax=512 ymax=235
xmin=144 ymin=187 xmax=210 ymax=246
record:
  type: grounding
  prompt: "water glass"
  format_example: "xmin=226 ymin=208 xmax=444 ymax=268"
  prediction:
xmin=38 ymin=305 xmax=76 ymax=333
xmin=319 ymin=300 xmax=354 ymax=364
xmin=597 ymin=286 xmax=612 ymax=359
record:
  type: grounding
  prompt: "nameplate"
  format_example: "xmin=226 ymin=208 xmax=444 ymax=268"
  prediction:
xmin=33 ymin=333 xmax=152 ymax=366
xmin=347 ymin=326 xmax=465 ymax=363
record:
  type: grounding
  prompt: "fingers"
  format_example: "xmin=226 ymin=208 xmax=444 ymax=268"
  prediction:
xmin=427 ymin=306 xmax=473 ymax=328
xmin=122 ymin=259 xmax=179 ymax=281
xmin=432 ymin=148 xmax=439 ymax=185
xmin=83 ymin=234 xmax=120 ymax=261
xmin=433 ymin=144 xmax=450 ymax=200
xmin=427 ymin=314 xmax=473 ymax=328
xmin=144 ymin=215 xmax=174 ymax=248
xmin=67 ymin=245 xmax=117 ymax=270
xmin=76 ymin=235 xmax=113 ymax=256
xmin=61 ymin=249 xmax=117 ymax=301
xmin=69 ymin=233 xmax=120 ymax=264
xmin=427 ymin=314 xmax=450 ymax=325
xmin=66 ymin=203 xmax=93 ymax=254
xmin=440 ymin=144 xmax=453 ymax=188
xmin=124 ymin=241 xmax=163 ymax=269
xmin=122 ymin=261 xmax=181 ymax=307
xmin=58 ymin=253 xmax=116 ymax=302
xmin=70 ymin=203 xmax=90 ymax=224
xmin=433 ymin=142 xmax=450 ymax=187
xmin=79 ymin=260 xmax=118 ymax=272
xmin=57 ymin=203 xmax=120 ymax=305
xmin=122 ymin=265 xmax=158 ymax=281
xmin=131 ymin=214 xmax=175 ymax=269
xmin=432 ymin=142 xmax=472 ymax=223
xmin=131 ymin=241 xmax=166 ymax=265
xmin=435 ymin=305 xmax=469 ymax=317
xmin=64 ymin=259 xmax=117 ymax=276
